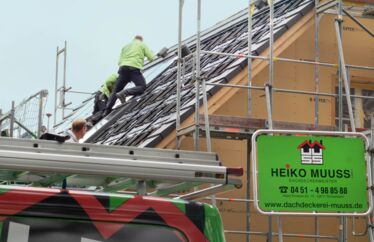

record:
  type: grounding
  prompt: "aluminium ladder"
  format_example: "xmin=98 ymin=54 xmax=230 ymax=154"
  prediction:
xmin=0 ymin=137 xmax=242 ymax=199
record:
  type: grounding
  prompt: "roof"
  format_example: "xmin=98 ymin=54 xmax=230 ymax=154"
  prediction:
xmin=81 ymin=0 xmax=315 ymax=147
xmin=52 ymin=60 xmax=176 ymax=134
xmin=297 ymin=140 xmax=326 ymax=150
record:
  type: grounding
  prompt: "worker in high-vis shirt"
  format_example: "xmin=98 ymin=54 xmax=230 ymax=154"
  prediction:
xmin=103 ymin=35 xmax=155 ymax=117
xmin=86 ymin=73 xmax=119 ymax=127
xmin=93 ymin=73 xmax=118 ymax=115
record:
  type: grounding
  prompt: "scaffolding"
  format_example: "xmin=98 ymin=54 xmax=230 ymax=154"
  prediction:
xmin=174 ymin=0 xmax=374 ymax=241
xmin=54 ymin=41 xmax=92 ymax=127
xmin=54 ymin=41 xmax=69 ymax=126
xmin=0 ymin=90 xmax=48 ymax=139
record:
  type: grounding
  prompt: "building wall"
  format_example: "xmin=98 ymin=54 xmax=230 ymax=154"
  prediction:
xmin=173 ymin=13 xmax=374 ymax=242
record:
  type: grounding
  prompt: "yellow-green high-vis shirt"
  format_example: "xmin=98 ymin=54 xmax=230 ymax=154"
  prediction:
xmin=100 ymin=73 xmax=118 ymax=98
xmin=118 ymin=39 xmax=155 ymax=70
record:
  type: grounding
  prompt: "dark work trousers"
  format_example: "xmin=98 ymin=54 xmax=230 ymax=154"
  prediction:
xmin=93 ymin=91 xmax=108 ymax=115
xmin=105 ymin=66 xmax=146 ymax=112
xmin=88 ymin=91 xmax=108 ymax=125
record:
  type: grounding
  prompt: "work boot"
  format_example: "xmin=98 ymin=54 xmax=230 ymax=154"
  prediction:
xmin=116 ymin=90 xmax=127 ymax=103
xmin=102 ymin=109 xmax=112 ymax=118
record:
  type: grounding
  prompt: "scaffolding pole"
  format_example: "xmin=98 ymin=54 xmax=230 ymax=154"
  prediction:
xmin=277 ymin=216 xmax=284 ymax=242
xmin=204 ymin=82 xmax=374 ymax=100
xmin=246 ymin=2 xmax=254 ymax=242
xmin=224 ymin=230 xmax=338 ymax=240
xmin=194 ymin=0 xmax=201 ymax=151
xmin=314 ymin=0 xmax=321 ymax=129
xmin=9 ymin=101 xmax=15 ymax=138
xmin=369 ymin=117 xmax=374 ymax=241
xmin=54 ymin=46 xmax=59 ymax=126
xmin=0 ymin=109 xmax=2 ymax=134
xmin=37 ymin=90 xmax=46 ymax=138
xmin=200 ymin=50 xmax=374 ymax=71
xmin=268 ymin=1 xmax=275 ymax=240
xmin=54 ymin=41 xmax=68 ymax=126
xmin=265 ymin=84 xmax=273 ymax=129
xmin=246 ymin=139 xmax=251 ymax=242
xmin=176 ymin=0 xmax=184 ymax=150
xmin=315 ymin=216 xmax=320 ymax=242
xmin=335 ymin=3 xmax=356 ymax=133
xmin=248 ymin=0 xmax=254 ymax=117
xmin=198 ymin=0 xmax=212 ymax=152
xmin=62 ymin=40 xmax=67 ymax=121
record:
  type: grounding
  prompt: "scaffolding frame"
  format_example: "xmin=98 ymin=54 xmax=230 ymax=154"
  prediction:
xmin=0 ymin=90 xmax=48 ymax=139
xmin=53 ymin=41 xmax=95 ymax=127
xmin=174 ymin=0 xmax=374 ymax=241
xmin=54 ymin=41 xmax=69 ymax=126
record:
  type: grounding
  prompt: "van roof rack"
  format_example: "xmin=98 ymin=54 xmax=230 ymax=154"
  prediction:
xmin=0 ymin=137 xmax=242 ymax=200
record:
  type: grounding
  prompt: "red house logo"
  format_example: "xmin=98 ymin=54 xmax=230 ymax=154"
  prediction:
xmin=297 ymin=140 xmax=325 ymax=165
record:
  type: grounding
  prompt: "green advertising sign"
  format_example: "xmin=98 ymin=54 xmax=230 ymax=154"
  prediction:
xmin=255 ymin=132 xmax=369 ymax=215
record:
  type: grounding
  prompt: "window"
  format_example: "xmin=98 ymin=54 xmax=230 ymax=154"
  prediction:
xmin=1 ymin=218 xmax=188 ymax=242
xmin=335 ymin=82 xmax=374 ymax=129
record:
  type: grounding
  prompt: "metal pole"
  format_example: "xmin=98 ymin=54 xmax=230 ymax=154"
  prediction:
xmin=265 ymin=85 xmax=273 ymax=129
xmin=204 ymin=82 xmax=374 ymax=100
xmin=200 ymin=50 xmax=374 ymax=71
xmin=0 ymin=109 xmax=2 ymax=133
xmin=66 ymin=90 xmax=92 ymax=95
xmin=277 ymin=216 xmax=283 ymax=242
xmin=269 ymin=0 xmax=274 ymax=87
xmin=201 ymin=197 xmax=254 ymax=203
xmin=54 ymin=46 xmax=59 ymax=126
xmin=194 ymin=0 xmax=201 ymax=151
xmin=268 ymin=216 xmax=273 ymax=242
xmin=136 ymin=180 xmax=147 ymax=196
xmin=369 ymin=117 xmax=374 ymax=241
xmin=268 ymin=0 xmax=274 ymax=126
xmin=176 ymin=0 xmax=184 ymax=149
xmin=248 ymin=0 xmax=254 ymax=117
xmin=335 ymin=17 xmax=356 ymax=132
xmin=37 ymin=91 xmax=44 ymax=138
xmin=62 ymin=40 xmax=67 ymax=120
xmin=268 ymin=2 xmax=275 ymax=239
xmin=202 ymin=81 xmax=211 ymax=151
xmin=199 ymin=0 xmax=212 ymax=152
xmin=314 ymin=0 xmax=320 ymax=128
xmin=338 ymin=217 xmax=348 ymax=242
xmin=315 ymin=217 xmax=320 ymax=242
xmin=246 ymin=139 xmax=251 ymax=242
xmin=196 ymin=0 xmax=214 ymax=206
xmin=224 ymin=230 xmax=339 ymax=240
xmin=9 ymin=101 xmax=15 ymax=138
xmin=335 ymin=0 xmax=350 ymax=242
xmin=46 ymin=113 xmax=52 ymax=131
xmin=342 ymin=9 xmax=374 ymax=38
xmin=13 ymin=119 xmax=37 ymax=139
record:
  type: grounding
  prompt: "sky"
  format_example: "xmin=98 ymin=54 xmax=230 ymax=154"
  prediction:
xmin=0 ymin=0 xmax=246 ymax=124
